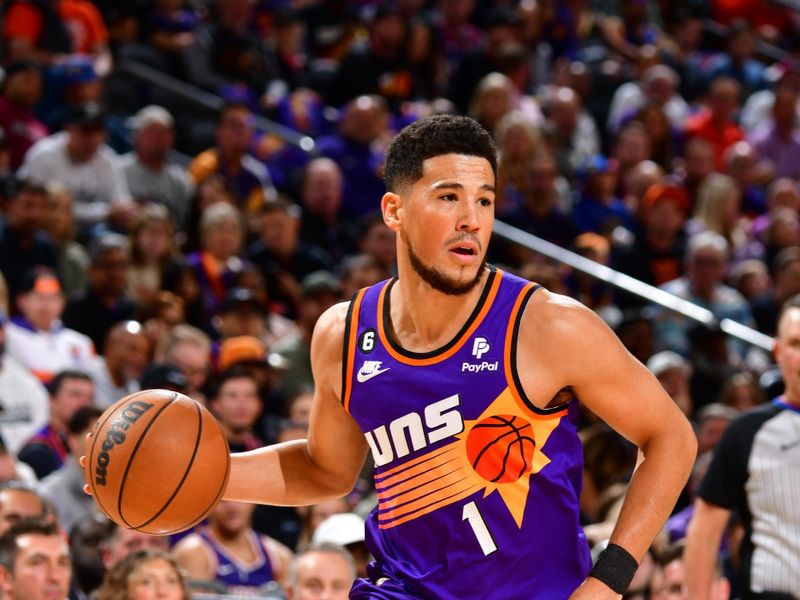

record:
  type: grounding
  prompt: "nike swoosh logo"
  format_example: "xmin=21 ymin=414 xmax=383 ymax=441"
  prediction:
xmin=357 ymin=367 xmax=390 ymax=383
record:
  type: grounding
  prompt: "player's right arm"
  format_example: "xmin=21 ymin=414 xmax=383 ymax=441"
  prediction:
xmin=223 ymin=302 xmax=369 ymax=506
xmin=684 ymin=498 xmax=730 ymax=600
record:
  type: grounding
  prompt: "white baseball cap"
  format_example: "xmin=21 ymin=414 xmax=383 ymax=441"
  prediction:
xmin=311 ymin=513 xmax=365 ymax=547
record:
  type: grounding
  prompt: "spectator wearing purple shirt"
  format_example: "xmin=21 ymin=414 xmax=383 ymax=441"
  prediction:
xmin=749 ymin=85 xmax=800 ymax=180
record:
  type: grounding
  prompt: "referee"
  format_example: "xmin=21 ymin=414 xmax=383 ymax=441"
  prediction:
xmin=685 ymin=294 xmax=800 ymax=599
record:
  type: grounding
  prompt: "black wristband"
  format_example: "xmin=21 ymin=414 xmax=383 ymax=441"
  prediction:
xmin=589 ymin=543 xmax=639 ymax=594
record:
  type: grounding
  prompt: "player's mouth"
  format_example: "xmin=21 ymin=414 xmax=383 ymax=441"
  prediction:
xmin=448 ymin=242 xmax=480 ymax=264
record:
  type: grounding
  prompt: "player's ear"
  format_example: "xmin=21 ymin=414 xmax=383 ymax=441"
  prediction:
xmin=381 ymin=191 xmax=402 ymax=232
xmin=0 ymin=564 xmax=13 ymax=595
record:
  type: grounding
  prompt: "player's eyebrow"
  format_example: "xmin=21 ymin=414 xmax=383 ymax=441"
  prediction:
xmin=431 ymin=182 xmax=495 ymax=193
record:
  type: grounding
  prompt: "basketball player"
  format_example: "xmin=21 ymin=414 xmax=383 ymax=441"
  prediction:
xmin=85 ymin=114 xmax=677 ymax=599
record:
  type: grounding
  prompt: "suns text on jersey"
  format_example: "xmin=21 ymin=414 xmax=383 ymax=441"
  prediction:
xmin=364 ymin=395 xmax=464 ymax=467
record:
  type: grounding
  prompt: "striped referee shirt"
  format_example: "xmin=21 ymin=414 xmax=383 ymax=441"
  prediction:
xmin=699 ymin=398 xmax=800 ymax=596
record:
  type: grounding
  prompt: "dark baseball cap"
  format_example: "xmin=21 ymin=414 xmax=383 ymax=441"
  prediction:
xmin=67 ymin=102 xmax=106 ymax=129
xmin=301 ymin=271 xmax=342 ymax=298
xmin=221 ymin=288 xmax=263 ymax=314
xmin=139 ymin=363 xmax=188 ymax=392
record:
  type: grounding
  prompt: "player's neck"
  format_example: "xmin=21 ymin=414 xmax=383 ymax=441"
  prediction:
xmin=389 ymin=267 xmax=489 ymax=352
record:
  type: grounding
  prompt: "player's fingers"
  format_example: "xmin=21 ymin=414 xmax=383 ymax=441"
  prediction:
xmin=83 ymin=483 xmax=93 ymax=497
xmin=79 ymin=455 xmax=86 ymax=468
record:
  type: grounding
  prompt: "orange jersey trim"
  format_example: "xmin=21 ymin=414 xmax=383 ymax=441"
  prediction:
xmin=504 ymin=284 xmax=569 ymax=419
xmin=342 ymin=289 xmax=366 ymax=413
xmin=376 ymin=270 xmax=503 ymax=367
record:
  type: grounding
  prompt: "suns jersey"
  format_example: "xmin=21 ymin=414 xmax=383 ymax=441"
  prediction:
xmin=342 ymin=267 xmax=591 ymax=600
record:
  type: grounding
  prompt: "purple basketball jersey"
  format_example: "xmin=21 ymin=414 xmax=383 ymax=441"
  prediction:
xmin=343 ymin=267 xmax=591 ymax=599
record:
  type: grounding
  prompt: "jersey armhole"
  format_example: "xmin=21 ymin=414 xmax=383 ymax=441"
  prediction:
xmin=505 ymin=284 xmax=572 ymax=416
xmin=341 ymin=288 xmax=366 ymax=413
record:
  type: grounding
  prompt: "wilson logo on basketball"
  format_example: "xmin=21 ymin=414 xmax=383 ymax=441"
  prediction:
xmin=94 ymin=400 xmax=154 ymax=486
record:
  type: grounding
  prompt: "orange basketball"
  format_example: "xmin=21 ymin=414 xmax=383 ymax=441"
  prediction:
xmin=465 ymin=414 xmax=536 ymax=484
xmin=85 ymin=389 xmax=230 ymax=534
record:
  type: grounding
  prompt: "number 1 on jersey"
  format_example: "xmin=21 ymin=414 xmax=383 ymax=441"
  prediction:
xmin=462 ymin=501 xmax=497 ymax=555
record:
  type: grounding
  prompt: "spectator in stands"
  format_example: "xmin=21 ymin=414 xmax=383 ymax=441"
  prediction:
xmin=17 ymin=369 xmax=93 ymax=480
xmin=0 ymin=309 xmax=49 ymax=456
xmin=684 ymin=76 xmax=744 ymax=170
xmin=718 ymin=371 xmax=766 ymax=412
xmin=87 ymin=321 xmax=149 ymax=408
xmin=0 ymin=60 xmax=47 ymax=171
xmin=494 ymin=111 xmax=545 ymax=213
xmin=316 ymin=96 xmax=388 ymax=218
xmin=18 ymin=103 xmax=133 ymax=238
xmin=119 ymin=105 xmax=193 ymax=228
xmin=247 ymin=200 xmax=334 ymax=319
xmin=162 ymin=324 xmax=211 ymax=404
xmin=447 ymin=6 xmax=524 ymax=114
xmin=97 ymin=549 xmax=189 ymax=600
xmin=609 ymin=122 xmax=652 ymax=196
xmin=653 ymin=540 xmax=729 ymax=599
xmin=273 ymin=271 xmax=342 ymax=402
xmin=749 ymin=84 xmax=800 ymax=181
xmin=722 ymin=141 xmax=767 ymax=217
xmin=338 ymin=254 xmax=384 ymax=302
xmin=357 ymin=218 xmax=396 ymax=279
xmin=543 ymin=86 xmax=600 ymax=180
xmin=38 ymin=406 xmax=102 ymax=531
xmin=62 ymin=233 xmax=137 ymax=352
xmin=695 ymin=403 xmax=739 ymax=456
xmin=0 ymin=438 xmax=36 ymax=486
xmin=0 ymin=179 xmax=58 ymax=305
xmin=4 ymin=268 xmax=94 ymax=384
xmin=186 ymin=202 xmax=247 ymax=319
xmin=298 ymin=158 xmax=358 ymax=263
xmin=614 ymin=183 xmax=688 ymax=296
xmin=3 ymin=0 xmax=112 ymax=77
xmin=573 ymin=154 xmax=634 ymax=235
xmin=310 ymin=513 xmax=368 ymax=579
xmin=468 ymin=73 xmax=541 ymax=139
xmin=173 ymin=499 xmax=292 ymax=593
xmin=188 ymin=102 xmax=276 ymax=218
xmin=209 ymin=367 xmax=264 ymax=453
xmin=0 ymin=485 xmax=45 ymax=535
xmin=687 ymin=173 xmax=750 ymax=261
xmin=332 ymin=4 xmax=411 ymax=108
xmin=704 ymin=19 xmax=767 ymax=97
xmin=126 ymin=204 xmax=178 ymax=306
xmin=0 ymin=518 xmax=71 ymax=600
xmin=104 ymin=527 xmax=170 ymax=569
xmin=675 ymin=137 xmax=716 ymax=203
xmin=499 ymin=150 xmax=575 ymax=257
xmin=286 ymin=542 xmax=355 ymax=600
xmin=185 ymin=0 xmax=273 ymax=96
xmin=751 ymin=247 xmax=800 ymax=336
xmin=654 ymin=231 xmax=755 ymax=357
xmin=647 ymin=351 xmax=694 ymax=419
xmin=215 ymin=288 xmax=298 ymax=352
xmin=41 ymin=184 xmax=89 ymax=297
xmin=68 ymin=514 xmax=116 ymax=600
xmin=607 ymin=63 xmax=688 ymax=135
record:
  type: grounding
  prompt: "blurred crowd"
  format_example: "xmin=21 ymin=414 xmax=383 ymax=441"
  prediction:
xmin=2 ymin=0 xmax=800 ymax=597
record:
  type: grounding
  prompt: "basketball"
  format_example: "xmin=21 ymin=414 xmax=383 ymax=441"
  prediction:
xmin=465 ymin=414 xmax=536 ymax=484
xmin=85 ymin=389 xmax=230 ymax=534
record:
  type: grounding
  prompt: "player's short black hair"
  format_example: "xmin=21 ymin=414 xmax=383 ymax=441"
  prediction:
xmin=67 ymin=406 xmax=103 ymax=436
xmin=383 ymin=115 xmax=497 ymax=192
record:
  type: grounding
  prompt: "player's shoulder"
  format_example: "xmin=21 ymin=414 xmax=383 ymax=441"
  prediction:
xmin=310 ymin=300 xmax=352 ymax=361
xmin=522 ymin=288 xmax=601 ymax=335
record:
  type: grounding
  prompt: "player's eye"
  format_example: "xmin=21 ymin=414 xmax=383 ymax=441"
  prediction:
xmin=479 ymin=197 xmax=493 ymax=207
xmin=440 ymin=194 xmax=457 ymax=201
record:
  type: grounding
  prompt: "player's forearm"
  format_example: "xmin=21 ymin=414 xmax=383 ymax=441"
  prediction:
xmin=606 ymin=422 xmax=696 ymax=560
xmin=223 ymin=440 xmax=355 ymax=505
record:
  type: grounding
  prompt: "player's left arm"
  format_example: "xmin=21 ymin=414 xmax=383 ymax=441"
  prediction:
xmin=520 ymin=292 xmax=696 ymax=597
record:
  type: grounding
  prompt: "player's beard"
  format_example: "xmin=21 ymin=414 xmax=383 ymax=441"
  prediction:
xmin=406 ymin=236 xmax=486 ymax=296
